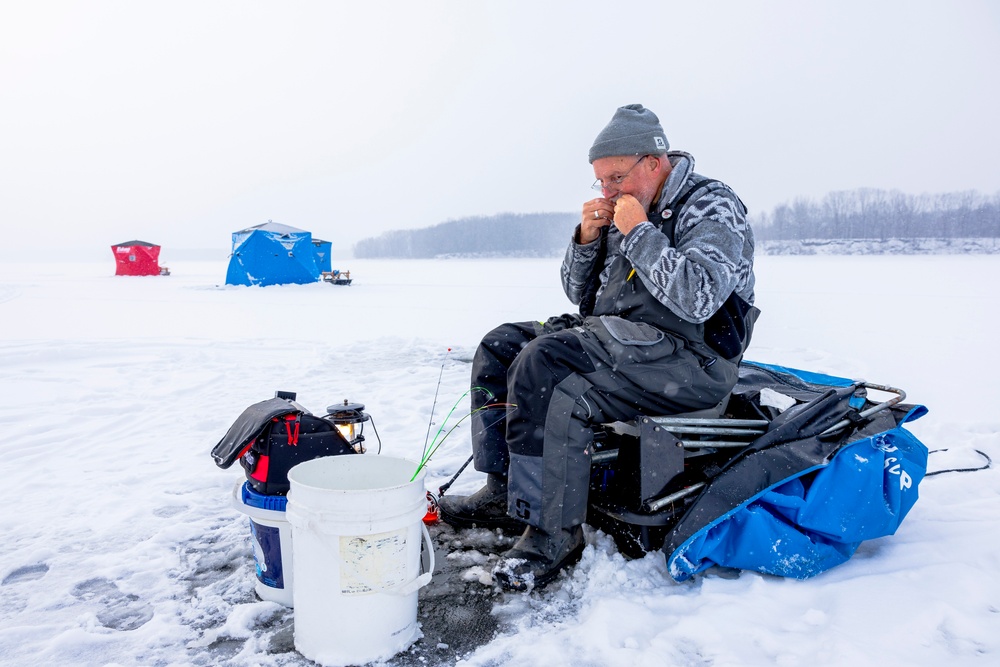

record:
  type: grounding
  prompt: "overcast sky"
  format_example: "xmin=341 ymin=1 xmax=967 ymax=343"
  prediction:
xmin=2 ymin=0 xmax=998 ymax=260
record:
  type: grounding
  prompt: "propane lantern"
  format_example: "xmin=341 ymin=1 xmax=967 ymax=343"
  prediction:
xmin=326 ymin=400 xmax=370 ymax=453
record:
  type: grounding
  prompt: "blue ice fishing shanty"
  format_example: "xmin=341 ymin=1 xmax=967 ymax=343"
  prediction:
xmin=225 ymin=221 xmax=323 ymax=287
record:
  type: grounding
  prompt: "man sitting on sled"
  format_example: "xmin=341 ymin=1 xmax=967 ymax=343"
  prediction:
xmin=439 ymin=104 xmax=759 ymax=591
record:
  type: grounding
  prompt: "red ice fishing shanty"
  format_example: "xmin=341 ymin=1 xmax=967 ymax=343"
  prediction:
xmin=111 ymin=240 xmax=169 ymax=276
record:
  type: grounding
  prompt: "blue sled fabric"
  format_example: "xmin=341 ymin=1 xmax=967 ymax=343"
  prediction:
xmin=666 ymin=366 xmax=928 ymax=581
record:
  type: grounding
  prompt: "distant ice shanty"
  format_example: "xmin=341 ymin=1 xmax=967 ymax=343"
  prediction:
xmin=111 ymin=240 xmax=168 ymax=276
xmin=225 ymin=221 xmax=325 ymax=287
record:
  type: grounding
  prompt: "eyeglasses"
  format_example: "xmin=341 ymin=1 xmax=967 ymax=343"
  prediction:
xmin=591 ymin=155 xmax=647 ymax=192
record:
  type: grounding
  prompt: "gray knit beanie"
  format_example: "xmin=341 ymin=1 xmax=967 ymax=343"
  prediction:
xmin=588 ymin=104 xmax=669 ymax=163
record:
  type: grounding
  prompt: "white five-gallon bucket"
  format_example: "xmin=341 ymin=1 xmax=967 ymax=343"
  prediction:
xmin=286 ymin=455 xmax=434 ymax=667
xmin=231 ymin=480 xmax=294 ymax=606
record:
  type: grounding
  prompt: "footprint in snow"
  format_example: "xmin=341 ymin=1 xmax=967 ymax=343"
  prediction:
xmin=2 ymin=563 xmax=49 ymax=586
xmin=152 ymin=505 xmax=188 ymax=518
xmin=72 ymin=577 xmax=154 ymax=631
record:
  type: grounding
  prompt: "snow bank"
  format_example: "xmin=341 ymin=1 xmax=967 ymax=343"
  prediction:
xmin=759 ymin=237 xmax=1000 ymax=255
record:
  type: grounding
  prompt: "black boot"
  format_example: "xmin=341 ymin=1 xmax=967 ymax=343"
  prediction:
xmin=438 ymin=474 xmax=524 ymax=532
xmin=492 ymin=524 xmax=586 ymax=592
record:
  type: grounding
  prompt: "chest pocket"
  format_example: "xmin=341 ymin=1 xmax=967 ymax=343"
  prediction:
xmin=600 ymin=315 xmax=664 ymax=346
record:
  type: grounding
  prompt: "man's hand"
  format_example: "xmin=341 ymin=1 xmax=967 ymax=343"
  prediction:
xmin=613 ymin=194 xmax=648 ymax=236
xmin=580 ymin=198 xmax=614 ymax=244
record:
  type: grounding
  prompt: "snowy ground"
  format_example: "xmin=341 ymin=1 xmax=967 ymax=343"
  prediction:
xmin=1 ymin=255 xmax=998 ymax=666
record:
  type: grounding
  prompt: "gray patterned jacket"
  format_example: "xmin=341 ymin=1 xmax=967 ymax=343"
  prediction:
xmin=561 ymin=151 xmax=755 ymax=325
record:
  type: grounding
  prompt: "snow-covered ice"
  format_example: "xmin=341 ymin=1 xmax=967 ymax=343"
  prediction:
xmin=1 ymin=255 xmax=998 ymax=666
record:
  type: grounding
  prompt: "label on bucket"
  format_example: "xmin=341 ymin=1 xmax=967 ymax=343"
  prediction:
xmin=250 ymin=520 xmax=285 ymax=589
xmin=339 ymin=528 xmax=409 ymax=595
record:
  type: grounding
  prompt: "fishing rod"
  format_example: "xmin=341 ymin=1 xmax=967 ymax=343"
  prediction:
xmin=420 ymin=348 xmax=451 ymax=459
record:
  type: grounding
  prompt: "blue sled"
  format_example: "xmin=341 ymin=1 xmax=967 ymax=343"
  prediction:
xmin=587 ymin=360 xmax=928 ymax=581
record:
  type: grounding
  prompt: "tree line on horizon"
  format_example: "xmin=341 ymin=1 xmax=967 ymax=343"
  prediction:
xmin=753 ymin=188 xmax=999 ymax=241
xmin=353 ymin=189 xmax=999 ymax=258
xmin=353 ymin=212 xmax=577 ymax=259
